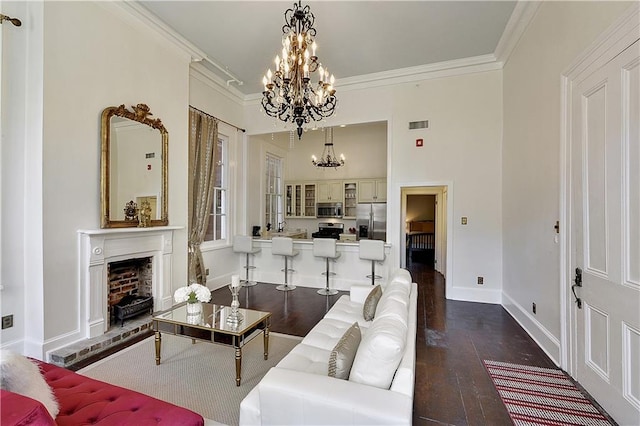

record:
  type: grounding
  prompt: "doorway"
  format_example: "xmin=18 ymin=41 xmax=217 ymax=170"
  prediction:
xmin=400 ymin=185 xmax=448 ymax=279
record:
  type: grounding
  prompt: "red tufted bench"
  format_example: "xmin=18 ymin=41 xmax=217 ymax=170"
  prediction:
xmin=1 ymin=360 xmax=204 ymax=426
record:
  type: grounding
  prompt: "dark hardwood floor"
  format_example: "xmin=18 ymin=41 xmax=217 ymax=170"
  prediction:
xmin=212 ymin=264 xmax=557 ymax=425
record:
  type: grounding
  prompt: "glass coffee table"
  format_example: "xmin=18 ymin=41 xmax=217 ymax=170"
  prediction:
xmin=152 ymin=303 xmax=271 ymax=386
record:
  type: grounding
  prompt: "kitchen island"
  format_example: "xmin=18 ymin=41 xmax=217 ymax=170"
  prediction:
xmin=246 ymin=237 xmax=392 ymax=291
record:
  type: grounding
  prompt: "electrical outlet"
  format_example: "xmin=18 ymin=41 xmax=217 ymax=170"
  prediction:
xmin=532 ymin=303 xmax=537 ymax=314
xmin=477 ymin=276 xmax=484 ymax=285
xmin=205 ymin=268 xmax=210 ymax=276
xmin=461 ymin=217 xmax=468 ymax=225
xmin=2 ymin=315 xmax=13 ymax=329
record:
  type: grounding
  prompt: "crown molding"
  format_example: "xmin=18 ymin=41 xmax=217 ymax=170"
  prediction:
xmin=494 ymin=0 xmax=542 ymax=65
xmin=112 ymin=1 xmax=244 ymax=86
xmin=244 ymin=54 xmax=502 ymax=102
xmin=190 ymin=63 xmax=245 ymax=104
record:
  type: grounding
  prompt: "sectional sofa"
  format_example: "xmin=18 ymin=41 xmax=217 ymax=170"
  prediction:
xmin=240 ymin=268 xmax=417 ymax=425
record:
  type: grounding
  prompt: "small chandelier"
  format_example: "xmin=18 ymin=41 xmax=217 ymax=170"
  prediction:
xmin=261 ymin=1 xmax=337 ymax=140
xmin=312 ymin=127 xmax=344 ymax=168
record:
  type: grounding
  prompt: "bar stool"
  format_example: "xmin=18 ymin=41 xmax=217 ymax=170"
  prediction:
xmin=313 ymin=238 xmax=341 ymax=296
xmin=272 ymin=237 xmax=299 ymax=292
xmin=233 ymin=235 xmax=261 ymax=287
xmin=359 ymin=239 xmax=386 ymax=286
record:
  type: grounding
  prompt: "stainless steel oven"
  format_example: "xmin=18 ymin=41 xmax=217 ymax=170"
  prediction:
xmin=316 ymin=202 xmax=343 ymax=218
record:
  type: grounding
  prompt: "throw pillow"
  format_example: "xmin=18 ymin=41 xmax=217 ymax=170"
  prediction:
xmin=0 ymin=350 xmax=59 ymax=419
xmin=362 ymin=285 xmax=382 ymax=321
xmin=328 ymin=322 xmax=361 ymax=380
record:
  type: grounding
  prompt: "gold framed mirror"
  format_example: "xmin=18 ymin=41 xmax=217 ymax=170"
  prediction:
xmin=100 ymin=104 xmax=168 ymax=228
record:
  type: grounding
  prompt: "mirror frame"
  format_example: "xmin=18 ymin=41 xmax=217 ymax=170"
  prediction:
xmin=100 ymin=103 xmax=169 ymax=228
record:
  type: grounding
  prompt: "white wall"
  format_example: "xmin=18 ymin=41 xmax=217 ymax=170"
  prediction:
xmin=0 ymin=1 xmax=192 ymax=357
xmin=1 ymin=0 xmax=42 ymax=352
xmin=502 ymin=1 xmax=633 ymax=363
xmin=245 ymin=70 xmax=504 ymax=303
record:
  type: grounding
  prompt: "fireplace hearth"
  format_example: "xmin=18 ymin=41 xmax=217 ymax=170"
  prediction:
xmin=113 ymin=295 xmax=153 ymax=327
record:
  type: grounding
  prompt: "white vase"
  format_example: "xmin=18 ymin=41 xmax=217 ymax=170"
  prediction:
xmin=186 ymin=301 xmax=203 ymax=325
xmin=186 ymin=301 xmax=202 ymax=315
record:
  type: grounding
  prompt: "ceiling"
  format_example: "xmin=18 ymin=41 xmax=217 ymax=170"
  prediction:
xmin=138 ymin=1 xmax=517 ymax=96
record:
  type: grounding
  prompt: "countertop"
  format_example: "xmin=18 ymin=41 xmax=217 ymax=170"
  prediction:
xmin=253 ymin=236 xmax=390 ymax=247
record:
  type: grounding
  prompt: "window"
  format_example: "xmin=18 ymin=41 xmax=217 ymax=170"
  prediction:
xmin=265 ymin=153 xmax=283 ymax=230
xmin=205 ymin=135 xmax=227 ymax=242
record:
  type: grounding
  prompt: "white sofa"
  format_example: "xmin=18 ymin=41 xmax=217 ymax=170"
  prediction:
xmin=240 ymin=268 xmax=417 ymax=425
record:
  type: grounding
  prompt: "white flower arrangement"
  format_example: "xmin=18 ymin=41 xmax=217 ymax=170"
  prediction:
xmin=174 ymin=283 xmax=212 ymax=304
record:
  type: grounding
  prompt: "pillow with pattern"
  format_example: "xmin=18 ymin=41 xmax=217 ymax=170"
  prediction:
xmin=362 ymin=285 xmax=382 ymax=321
xmin=328 ymin=322 xmax=361 ymax=380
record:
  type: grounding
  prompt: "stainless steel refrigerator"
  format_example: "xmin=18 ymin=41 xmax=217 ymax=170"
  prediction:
xmin=356 ymin=203 xmax=387 ymax=241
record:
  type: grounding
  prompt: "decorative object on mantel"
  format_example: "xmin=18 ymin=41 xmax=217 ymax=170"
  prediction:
xmin=261 ymin=1 xmax=337 ymax=140
xmin=124 ymin=200 xmax=138 ymax=221
xmin=226 ymin=275 xmax=244 ymax=326
xmin=138 ymin=200 xmax=152 ymax=228
xmin=312 ymin=127 xmax=344 ymax=168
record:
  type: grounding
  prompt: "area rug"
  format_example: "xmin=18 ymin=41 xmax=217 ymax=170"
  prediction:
xmin=483 ymin=360 xmax=612 ymax=426
xmin=78 ymin=333 xmax=301 ymax=426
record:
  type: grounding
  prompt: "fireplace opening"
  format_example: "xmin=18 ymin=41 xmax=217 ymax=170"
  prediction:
xmin=108 ymin=257 xmax=154 ymax=328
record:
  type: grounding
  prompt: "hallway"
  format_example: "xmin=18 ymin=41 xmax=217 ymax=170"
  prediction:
xmin=410 ymin=262 xmax=555 ymax=424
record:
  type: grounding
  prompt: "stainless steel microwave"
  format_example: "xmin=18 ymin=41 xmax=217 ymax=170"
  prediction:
xmin=317 ymin=202 xmax=343 ymax=218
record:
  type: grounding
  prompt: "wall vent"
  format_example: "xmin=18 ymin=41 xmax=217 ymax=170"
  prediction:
xmin=409 ymin=120 xmax=429 ymax=130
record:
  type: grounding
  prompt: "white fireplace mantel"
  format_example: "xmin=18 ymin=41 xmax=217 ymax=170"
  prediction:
xmin=78 ymin=226 xmax=182 ymax=338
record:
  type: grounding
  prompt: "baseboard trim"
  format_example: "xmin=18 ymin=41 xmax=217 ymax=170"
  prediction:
xmin=502 ymin=291 xmax=561 ymax=365
xmin=447 ymin=286 xmax=502 ymax=304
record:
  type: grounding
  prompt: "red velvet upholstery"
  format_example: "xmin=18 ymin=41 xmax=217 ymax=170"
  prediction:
xmin=34 ymin=361 xmax=204 ymax=426
xmin=0 ymin=389 xmax=56 ymax=426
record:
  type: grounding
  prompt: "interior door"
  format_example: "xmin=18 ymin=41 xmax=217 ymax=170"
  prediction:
xmin=571 ymin=40 xmax=640 ymax=425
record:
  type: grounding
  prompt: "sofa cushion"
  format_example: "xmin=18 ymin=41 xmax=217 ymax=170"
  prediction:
xmin=328 ymin=322 xmax=361 ymax=380
xmin=349 ymin=314 xmax=407 ymax=389
xmin=324 ymin=296 xmax=371 ymax=328
xmin=0 ymin=350 xmax=59 ymax=419
xmin=277 ymin=344 xmax=332 ymax=375
xmin=362 ymin=285 xmax=382 ymax=321
xmin=302 ymin=318 xmax=358 ymax=350
xmin=374 ymin=282 xmax=410 ymax=327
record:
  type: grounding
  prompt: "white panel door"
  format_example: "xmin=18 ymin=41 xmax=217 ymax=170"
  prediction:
xmin=571 ymin=40 xmax=640 ymax=425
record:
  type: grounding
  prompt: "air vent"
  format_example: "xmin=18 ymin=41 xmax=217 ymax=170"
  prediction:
xmin=409 ymin=120 xmax=429 ymax=130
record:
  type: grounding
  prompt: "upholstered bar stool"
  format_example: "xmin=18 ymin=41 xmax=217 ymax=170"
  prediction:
xmin=313 ymin=238 xmax=341 ymax=296
xmin=359 ymin=239 xmax=386 ymax=286
xmin=233 ymin=235 xmax=261 ymax=287
xmin=272 ymin=237 xmax=299 ymax=292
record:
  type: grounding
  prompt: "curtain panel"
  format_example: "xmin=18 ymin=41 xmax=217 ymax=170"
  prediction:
xmin=188 ymin=107 xmax=218 ymax=284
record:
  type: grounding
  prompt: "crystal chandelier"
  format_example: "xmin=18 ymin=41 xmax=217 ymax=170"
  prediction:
xmin=312 ymin=127 xmax=344 ymax=168
xmin=261 ymin=1 xmax=337 ymax=140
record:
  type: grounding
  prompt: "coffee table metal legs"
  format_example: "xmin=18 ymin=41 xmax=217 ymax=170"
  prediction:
xmin=154 ymin=331 xmax=162 ymax=365
xmin=264 ymin=324 xmax=270 ymax=360
xmin=234 ymin=342 xmax=242 ymax=387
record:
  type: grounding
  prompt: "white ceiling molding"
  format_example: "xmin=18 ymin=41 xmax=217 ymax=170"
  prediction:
xmin=190 ymin=63 xmax=245 ymax=104
xmin=244 ymin=54 xmax=501 ymax=102
xmin=494 ymin=1 xmax=543 ymax=65
xmin=112 ymin=1 xmax=243 ymax=86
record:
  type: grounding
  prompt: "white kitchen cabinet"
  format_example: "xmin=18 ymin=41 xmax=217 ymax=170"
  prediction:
xmin=357 ymin=179 xmax=386 ymax=202
xmin=317 ymin=181 xmax=343 ymax=202
xmin=343 ymin=182 xmax=358 ymax=218
xmin=285 ymin=182 xmax=316 ymax=217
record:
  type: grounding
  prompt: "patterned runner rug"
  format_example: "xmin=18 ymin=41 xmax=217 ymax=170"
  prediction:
xmin=483 ymin=360 xmax=613 ymax=426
